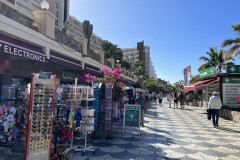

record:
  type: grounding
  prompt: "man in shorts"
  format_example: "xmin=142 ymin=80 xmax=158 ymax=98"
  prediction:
xmin=158 ymin=92 xmax=163 ymax=107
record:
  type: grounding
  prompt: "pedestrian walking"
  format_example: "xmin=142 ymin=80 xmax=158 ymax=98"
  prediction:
xmin=154 ymin=93 xmax=158 ymax=104
xmin=208 ymin=91 xmax=222 ymax=128
xmin=145 ymin=91 xmax=149 ymax=108
xmin=136 ymin=92 xmax=146 ymax=127
xmin=179 ymin=91 xmax=185 ymax=109
xmin=168 ymin=93 xmax=173 ymax=108
xmin=158 ymin=92 xmax=163 ymax=107
xmin=173 ymin=92 xmax=179 ymax=109
xmin=148 ymin=92 xmax=152 ymax=103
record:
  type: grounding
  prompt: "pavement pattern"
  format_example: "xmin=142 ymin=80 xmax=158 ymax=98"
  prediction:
xmin=3 ymin=98 xmax=240 ymax=160
xmin=67 ymin=99 xmax=240 ymax=160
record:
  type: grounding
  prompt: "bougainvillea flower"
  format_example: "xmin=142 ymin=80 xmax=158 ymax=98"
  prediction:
xmin=236 ymin=98 xmax=240 ymax=103
xmin=119 ymin=82 xmax=123 ymax=86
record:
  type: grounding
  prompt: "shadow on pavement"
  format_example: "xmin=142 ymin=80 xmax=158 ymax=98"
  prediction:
xmin=216 ymin=126 xmax=240 ymax=133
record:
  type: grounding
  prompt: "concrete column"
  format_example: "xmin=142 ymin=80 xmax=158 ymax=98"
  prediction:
xmin=95 ymin=51 xmax=105 ymax=64
xmin=74 ymin=37 xmax=88 ymax=56
xmin=82 ymin=61 xmax=85 ymax=70
xmin=33 ymin=10 xmax=56 ymax=39
xmin=107 ymin=58 xmax=115 ymax=69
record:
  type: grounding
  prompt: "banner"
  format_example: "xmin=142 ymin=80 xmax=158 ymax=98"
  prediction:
xmin=183 ymin=68 xmax=187 ymax=84
xmin=186 ymin=66 xmax=191 ymax=84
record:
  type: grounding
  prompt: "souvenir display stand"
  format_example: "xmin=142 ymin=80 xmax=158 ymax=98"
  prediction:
xmin=66 ymin=86 xmax=95 ymax=155
xmin=102 ymin=82 xmax=114 ymax=137
xmin=25 ymin=73 xmax=56 ymax=160
xmin=92 ymin=82 xmax=100 ymax=131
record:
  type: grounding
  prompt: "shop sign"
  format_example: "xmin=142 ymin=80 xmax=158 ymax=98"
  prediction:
xmin=92 ymin=82 xmax=100 ymax=88
xmin=62 ymin=71 xmax=80 ymax=80
xmin=0 ymin=40 xmax=47 ymax=63
xmin=123 ymin=105 xmax=140 ymax=128
xmin=227 ymin=65 xmax=240 ymax=73
xmin=222 ymin=77 xmax=240 ymax=108
xmin=0 ymin=58 xmax=10 ymax=74
xmin=200 ymin=67 xmax=214 ymax=78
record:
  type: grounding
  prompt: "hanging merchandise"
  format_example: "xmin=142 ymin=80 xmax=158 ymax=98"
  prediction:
xmin=74 ymin=108 xmax=82 ymax=130
xmin=25 ymin=73 xmax=56 ymax=160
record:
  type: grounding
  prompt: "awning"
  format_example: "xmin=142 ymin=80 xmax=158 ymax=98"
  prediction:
xmin=49 ymin=52 xmax=82 ymax=70
xmin=85 ymin=64 xmax=102 ymax=75
xmin=184 ymin=78 xmax=217 ymax=91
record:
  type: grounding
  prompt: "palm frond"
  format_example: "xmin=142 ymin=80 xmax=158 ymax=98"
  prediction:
xmin=199 ymin=56 xmax=210 ymax=61
xmin=222 ymin=39 xmax=240 ymax=47
xmin=224 ymin=45 xmax=240 ymax=60
xmin=232 ymin=23 xmax=240 ymax=33
xmin=225 ymin=62 xmax=235 ymax=66
xmin=198 ymin=63 xmax=210 ymax=72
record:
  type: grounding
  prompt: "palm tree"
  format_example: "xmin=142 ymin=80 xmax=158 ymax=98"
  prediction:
xmin=222 ymin=23 xmax=240 ymax=60
xmin=198 ymin=47 xmax=234 ymax=72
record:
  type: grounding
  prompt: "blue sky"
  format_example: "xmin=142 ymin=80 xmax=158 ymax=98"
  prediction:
xmin=70 ymin=0 xmax=240 ymax=84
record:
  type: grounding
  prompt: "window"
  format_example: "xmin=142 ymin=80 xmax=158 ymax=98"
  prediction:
xmin=56 ymin=2 xmax=59 ymax=9
xmin=145 ymin=48 xmax=149 ymax=53
xmin=55 ymin=20 xmax=58 ymax=26
xmin=55 ymin=11 xmax=58 ymax=17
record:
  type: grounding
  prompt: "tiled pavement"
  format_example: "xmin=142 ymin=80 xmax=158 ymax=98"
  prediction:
xmin=67 ymin=99 xmax=240 ymax=160
xmin=4 ymin=98 xmax=240 ymax=160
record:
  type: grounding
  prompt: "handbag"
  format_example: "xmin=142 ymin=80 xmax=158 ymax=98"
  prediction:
xmin=207 ymin=109 xmax=211 ymax=120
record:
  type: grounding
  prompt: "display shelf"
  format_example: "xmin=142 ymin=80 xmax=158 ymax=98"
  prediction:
xmin=25 ymin=73 xmax=56 ymax=160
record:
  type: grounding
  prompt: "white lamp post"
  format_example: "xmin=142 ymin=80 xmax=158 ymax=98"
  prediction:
xmin=41 ymin=0 xmax=49 ymax=10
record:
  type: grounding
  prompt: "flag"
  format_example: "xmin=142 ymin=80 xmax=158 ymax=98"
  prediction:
xmin=186 ymin=66 xmax=191 ymax=84
xmin=184 ymin=68 xmax=187 ymax=84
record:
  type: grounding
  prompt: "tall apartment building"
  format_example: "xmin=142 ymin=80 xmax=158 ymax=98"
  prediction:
xmin=123 ymin=41 xmax=157 ymax=79
xmin=14 ymin=0 xmax=69 ymax=28
xmin=68 ymin=16 xmax=104 ymax=51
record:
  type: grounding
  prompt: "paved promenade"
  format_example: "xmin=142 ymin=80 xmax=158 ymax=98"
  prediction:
xmin=67 ymin=99 xmax=240 ymax=160
xmin=4 ymin=99 xmax=240 ymax=160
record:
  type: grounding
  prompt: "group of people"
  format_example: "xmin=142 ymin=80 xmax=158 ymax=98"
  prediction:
xmin=136 ymin=90 xmax=222 ymax=129
xmin=166 ymin=91 xmax=185 ymax=109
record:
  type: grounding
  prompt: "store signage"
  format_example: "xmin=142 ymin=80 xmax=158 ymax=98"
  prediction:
xmin=222 ymin=77 xmax=240 ymax=108
xmin=123 ymin=105 xmax=140 ymax=128
xmin=0 ymin=58 xmax=10 ymax=74
xmin=62 ymin=71 xmax=80 ymax=80
xmin=200 ymin=67 xmax=214 ymax=78
xmin=0 ymin=40 xmax=47 ymax=63
xmin=227 ymin=65 xmax=240 ymax=73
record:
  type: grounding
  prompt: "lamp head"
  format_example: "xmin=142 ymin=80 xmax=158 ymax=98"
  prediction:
xmin=41 ymin=1 xmax=49 ymax=10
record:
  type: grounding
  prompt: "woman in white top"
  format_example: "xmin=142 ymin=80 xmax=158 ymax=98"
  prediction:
xmin=168 ymin=93 xmax=173 ymax=108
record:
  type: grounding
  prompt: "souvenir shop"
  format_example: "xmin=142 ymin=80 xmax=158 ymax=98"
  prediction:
xmin=0 ymin=33 xmax=125 ymax=159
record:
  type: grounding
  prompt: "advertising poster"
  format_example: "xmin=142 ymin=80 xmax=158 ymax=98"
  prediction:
xmin=123 ymin=105 xmax=140 ymax=128
xmin=222 ymin=77 xmax=240 ymax=108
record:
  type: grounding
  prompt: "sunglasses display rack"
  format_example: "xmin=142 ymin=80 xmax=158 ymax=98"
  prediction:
xmin=66 ymin=86 xmax=95 ymax=155
xmin=25 ymin=73 xmax=56 ymax=160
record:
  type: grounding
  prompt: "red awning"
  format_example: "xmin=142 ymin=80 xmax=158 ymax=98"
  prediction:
xmin=184 ymin=78 xmax=216 ymax=91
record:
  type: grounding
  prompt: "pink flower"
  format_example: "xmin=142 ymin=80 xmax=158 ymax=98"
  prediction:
xmin=119 ymin=82 xmax=123 ymax=86
xmin=86 ymin=79 xmax=90 ymax=83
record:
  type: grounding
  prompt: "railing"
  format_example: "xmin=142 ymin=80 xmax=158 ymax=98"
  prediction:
xmin=88 ymin=49 xmax=101 ymax=63
xmin=55 ymin=28 xmax=82 ymax=53
xmin=0 ymin=1 xmax=38 ymax=31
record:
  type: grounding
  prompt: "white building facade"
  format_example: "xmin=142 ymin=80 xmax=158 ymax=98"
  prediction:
xmin=122 ymin=42 xmax=157 ymax=80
